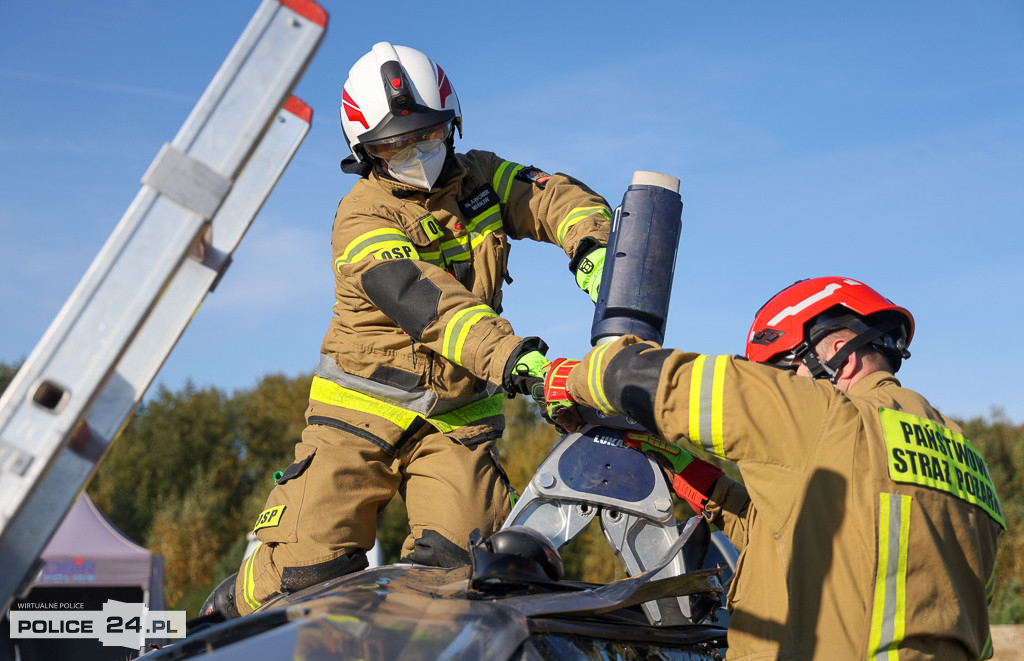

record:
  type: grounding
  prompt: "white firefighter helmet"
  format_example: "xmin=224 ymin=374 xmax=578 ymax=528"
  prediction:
xmin=340 ymin=42 xmax=462 ymax=163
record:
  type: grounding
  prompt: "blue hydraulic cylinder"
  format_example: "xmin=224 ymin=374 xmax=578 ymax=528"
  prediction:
xmin=590 ymin=171 xmax=683 ymax=346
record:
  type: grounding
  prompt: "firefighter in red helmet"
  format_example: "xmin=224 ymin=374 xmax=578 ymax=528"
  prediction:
xmin=555 ymin=276 xmax=1003 ymax=660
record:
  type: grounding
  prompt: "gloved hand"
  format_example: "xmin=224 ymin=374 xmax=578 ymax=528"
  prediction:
xmin=622 ymin=432 xmax=724 ymax=514
xmin=503 ymin=339 xmax=583 ymax=434
xmin=543 ymin=358 xmax=583 ymax=434
xmin=502 ymin=337 xmax=549 ymax=403
xmin=573 ymin=246 xmax=606 ymax=303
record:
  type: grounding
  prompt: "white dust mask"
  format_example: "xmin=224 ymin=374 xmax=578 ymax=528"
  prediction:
xmin=385 ymin=140 xmax=447 ymax=190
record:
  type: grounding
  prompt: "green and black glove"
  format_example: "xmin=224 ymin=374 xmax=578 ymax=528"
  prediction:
xmin=502 ymin=337 xmax=549 ymax=404
xmin=569 ymin=240 xmax=606 ymax=303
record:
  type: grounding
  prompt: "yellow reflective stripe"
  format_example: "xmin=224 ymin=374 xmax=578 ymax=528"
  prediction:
xmin=335 ymin=228 xmax=418 ymax=269
xmin=436 ymin=204 xmax=503 ymax=264
xmin=468 ymin=204 xmax=501 ymax=235
xmin=416 ymin=248 xmax=445 ymax=266
xmin=242 ymin=542 xmax=262 ymax=612
xmin=442 ymin=305 xmax=498 ymax=366
xmin=309 ymin=376 xmax=500 ymax=433
xmin=688 ymin=355 xmax=727 ymax=457
xmin=557 ymin=206 xmax=611 ymax=246
xmin=492 ymin=161 xmax=524 ymax=204
xmin=309 ymin=376 xmax=421 ymax=430
xmin=586 ymin=343 xmax=616 ymax=415
xmin=986 ymin=567 xmax=996 ymax=603
xmin=979 ymin=631 xmax=994 ymax=660
xmin=429 ymin=394 xmax=504 ymax=433
xmin=868 ymin=492 xmax=912 ymax=659
xmin=711 ymin=356 xmax=727 ymax=457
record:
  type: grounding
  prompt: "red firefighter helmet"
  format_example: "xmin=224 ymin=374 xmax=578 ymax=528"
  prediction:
xmin=746 ymin=277 xmax=914 ymax=378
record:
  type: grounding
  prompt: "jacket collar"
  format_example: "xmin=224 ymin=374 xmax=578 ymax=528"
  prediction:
xmin=848 ymin=370 xmax=901 ymax=396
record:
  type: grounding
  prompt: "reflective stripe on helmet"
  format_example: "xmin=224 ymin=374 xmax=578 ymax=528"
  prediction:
xmin=765 ymin=281 xmax=848 ymax=328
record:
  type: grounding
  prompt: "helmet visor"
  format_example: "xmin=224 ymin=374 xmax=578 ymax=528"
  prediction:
xmin=363 ymin=121 xmax=452 ymax=162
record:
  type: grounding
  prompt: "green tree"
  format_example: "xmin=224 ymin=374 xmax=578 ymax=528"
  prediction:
xmin=88 ymin=382 xmax=253 ymax=612
xmin=232 ymin=373 xmax=314 ymax=535
xmin=958 ymin=411 xmax=1024 ymax=623
xmin=0 ymin=361 xmax=20 ymax=393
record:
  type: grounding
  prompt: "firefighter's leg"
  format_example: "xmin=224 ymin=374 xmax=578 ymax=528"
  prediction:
xmin=233 ymin=407 xmax=403 ymax=615
xmin=399 ymin=430 xmax=515 ymax=566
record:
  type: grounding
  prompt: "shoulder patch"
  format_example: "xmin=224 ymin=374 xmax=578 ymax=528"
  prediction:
xmin=515 ymin=166 xmax=552 ymax=187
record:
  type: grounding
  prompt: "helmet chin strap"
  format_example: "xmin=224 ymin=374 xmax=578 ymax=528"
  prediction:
xmin=797 ymin=321 xmax=903 ymax=383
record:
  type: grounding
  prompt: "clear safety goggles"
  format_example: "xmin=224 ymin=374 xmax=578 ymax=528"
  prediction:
xmin=363 ymin=122 xmax=452 ymax=161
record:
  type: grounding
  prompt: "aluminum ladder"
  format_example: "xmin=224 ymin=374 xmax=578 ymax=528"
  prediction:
xmin=0 ymin=0 xmax=327 ymax=613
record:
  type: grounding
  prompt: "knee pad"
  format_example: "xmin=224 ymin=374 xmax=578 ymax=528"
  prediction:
xmin=280 ymin=549 xmax=369 ymax=593
xmin=401 ymin=529 xmax=471 ymax=567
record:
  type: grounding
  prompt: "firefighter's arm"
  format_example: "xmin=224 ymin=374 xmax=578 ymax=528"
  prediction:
xmin=564 ymin=335 xmax=833 ymax=468
xmin=331 ymin=208 xmax=529 ymax=386
xmin=464 ymin=150 xmax=611 ymax=300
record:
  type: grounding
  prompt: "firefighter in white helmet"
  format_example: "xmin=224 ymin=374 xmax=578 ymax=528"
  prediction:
xmin=203 ymin=42 xmax=611 ymax=618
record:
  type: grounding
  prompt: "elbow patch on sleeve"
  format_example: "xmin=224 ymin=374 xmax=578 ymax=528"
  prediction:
xmin=361 ymin=260 xmax=441 ymax=341
xmin=604 ymin=343 xmax=673 ymax=432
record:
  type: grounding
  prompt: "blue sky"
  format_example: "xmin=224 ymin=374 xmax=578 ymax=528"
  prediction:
xmin=2 ymin=1 xmax=1022 ymax=424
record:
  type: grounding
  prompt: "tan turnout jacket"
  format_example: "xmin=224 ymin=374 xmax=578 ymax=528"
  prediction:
xmin=568 ymin=335 xmax=1003 ymax=660
xmin=318 ymin=150 xmax=610 ymax=449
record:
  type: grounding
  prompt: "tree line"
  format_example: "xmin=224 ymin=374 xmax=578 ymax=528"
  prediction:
xmin=1 ymin=363 xmax=1021 ymax=621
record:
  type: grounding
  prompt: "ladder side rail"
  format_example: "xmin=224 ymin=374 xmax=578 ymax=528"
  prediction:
xmin=92 ymin=98 xmax=312 ymax=440
xmin=0 ymin=198 xmax=208 ymax=518
xmin=0 ymin=101 xmax=312 ymax=613
xmin=172 ymin=0 xmax=324 ymax=175
xmin=0 ymin=0 xmax=324 ymax=530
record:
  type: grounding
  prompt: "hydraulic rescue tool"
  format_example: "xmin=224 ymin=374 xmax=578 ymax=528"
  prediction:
xmin=502 ymin=171 xmax=723 ymax=627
